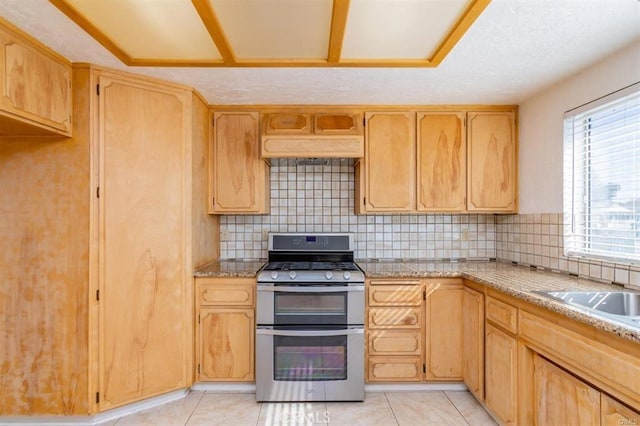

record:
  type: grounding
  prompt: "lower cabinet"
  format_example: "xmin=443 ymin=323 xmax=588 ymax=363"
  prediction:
xmin=462 ymin=285 xmax=484 ymax=400
xmin=195 ymin=277 xmax=255 ymax=382
xmin=601 ymin=394 xmax=640 ymax=426
xmin=485 ymin=323 xmax=518 ymax=424
xmin=533 ymin=354 xmax=600 ymax=425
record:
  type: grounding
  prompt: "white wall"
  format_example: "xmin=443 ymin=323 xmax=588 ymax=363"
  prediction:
xmin=518 ymin=40 xmax=640 ymax=214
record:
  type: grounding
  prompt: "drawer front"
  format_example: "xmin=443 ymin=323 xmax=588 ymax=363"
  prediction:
xmin=368 ymin=330 xmax=422 ymax=355
xmin=198 ymin=279 xmax=255 ymax=306
xmin=368 ymin=285 xmax=423 ymax=306
xmin=368 ymin=307 xmax=421 ymax=329
xmin=368 ymin=356 xmax=423 ymax=382
xmin=487 ymin=296 xmax=518 ymax=334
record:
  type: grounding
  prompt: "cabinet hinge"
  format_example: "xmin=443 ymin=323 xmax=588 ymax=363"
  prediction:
xmin=96 ymin=84 xmax=100 ymax=96
xmin=198 ymin=314 xmax=201 ymax=324
xmin=363 ymin=117 xmax=366 ymax=127
xmin=197 ymin=364 xmax=201 ymax=374
xmin=363 ymin=197 xmax=366 ymax=205
xmin=423 ymin=290 xmax=426 ymax=301
xmin=96 ymin=289 xmax=99 ymax=301
xmin=423 ymin=364 xmax=426 ymax=374
xmin=96 ymin=187 xmax=100 ymax=198
xmin=96 ymin=392 xmax=100 ymax=403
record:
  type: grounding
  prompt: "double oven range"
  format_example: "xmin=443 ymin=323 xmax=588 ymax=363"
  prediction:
xmin=256 ymin=233 xmax=365 ymax=402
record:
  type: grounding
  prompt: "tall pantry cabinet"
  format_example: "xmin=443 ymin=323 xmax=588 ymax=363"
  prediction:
xmin=0 ymin=64 xmax=218 ymax=415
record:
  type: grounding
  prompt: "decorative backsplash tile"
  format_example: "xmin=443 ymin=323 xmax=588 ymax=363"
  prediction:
xmin=219 ymin=159 xmax=496 ymax=260
xmin=496 ymin=213 xmax=639 ymax=288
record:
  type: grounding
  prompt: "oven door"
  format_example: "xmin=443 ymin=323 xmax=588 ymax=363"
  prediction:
xmin=256 ymin=284 xmax=365 ymax=325
xmin=255 ymin=326 xmax=364 ymax=402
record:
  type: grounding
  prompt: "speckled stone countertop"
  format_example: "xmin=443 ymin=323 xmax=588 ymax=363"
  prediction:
xmin=194 ymin=259 xmax=640 ymax=343
xmin=194 ymin=260 xmax=264 ymax=278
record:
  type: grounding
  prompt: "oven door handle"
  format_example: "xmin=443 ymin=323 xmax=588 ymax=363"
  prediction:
xmin=257 ymin=285 xmax=364 ymax=293
xmin=256 ymin=327 xmax=364 ymax=337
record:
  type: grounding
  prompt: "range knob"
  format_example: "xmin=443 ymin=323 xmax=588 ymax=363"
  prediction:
xmin=343 ymin=271 xmax=351 ymax=280
xmin=289 ymin=271 xmax=297 ymax=280
xmin=325 ymin=271 xmax=333 ymax=280
xmin=270 ymin=271 xmax=278 ymax=280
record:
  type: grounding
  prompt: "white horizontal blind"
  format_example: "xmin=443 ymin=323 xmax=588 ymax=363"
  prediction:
xmin=564 ymin=83 xmax=640 ymax=264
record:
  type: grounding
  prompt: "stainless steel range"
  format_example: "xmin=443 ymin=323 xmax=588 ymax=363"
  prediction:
xmin=255 ymin=233 xmax=365 ymax=402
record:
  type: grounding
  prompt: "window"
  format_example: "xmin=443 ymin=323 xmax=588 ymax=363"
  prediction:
xmin=564 ymin=82 xmax=640 ymax=264
xmin=564 ymin=83 xmax=640 ymax=263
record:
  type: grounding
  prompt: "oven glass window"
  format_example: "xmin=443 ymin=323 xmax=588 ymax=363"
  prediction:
xmin=274 ymin=292 xmax=347 ymax=325
xmin=274 ymin=335 xmax=347 ymax=381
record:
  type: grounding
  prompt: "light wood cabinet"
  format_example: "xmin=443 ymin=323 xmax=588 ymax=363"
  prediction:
xmin=97 ymin=73 xmax=192 ymax=410
xmin=424 ymin=281 xmax=464 ymax=380
xmin=417 ymin=112 xmax=466 ymax=211
xmin=601 ymin=394 xmax=640 ymax=426
xmin=368 ymin=356 xmax=423 ymax=382
xmin=462 ymin=285 xmax=484 ymax=401
xmin=467 ymin=111 xmax=517 ymax=212
xmin=357 ymin=112 xmax=416 ymax=212
xmin=211 ymin=111 xmax=269 ymax=214
xmin=261 ymin=111 xmax=364 ymax=158
xmin=533 ymin=354 xmax=600 ymax=426
xmin=0 ymin=18 xmax=72 ymax=137
xmin=485 ymin=323 xmax=518 ymax=424
xmin=195 ymin=278 xmax=255 ymax=382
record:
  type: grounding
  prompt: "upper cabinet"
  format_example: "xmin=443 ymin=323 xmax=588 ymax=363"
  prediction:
xmin=210 ymin=111 xmax=270 ymax=214
xmin=357 ymin=108 xmax=517 ymax=214
xmin=261 ymin=111 xmax=364 ymax=158
xmin=0 ymin=19 xmax=72 ymax=137
xmin=356 ymin=112 xmax=416 ymax=213
xmin=417 ymin=112 xmax=466 ymax=212
xmin=467 ymin=111 xmax=518 ymax=212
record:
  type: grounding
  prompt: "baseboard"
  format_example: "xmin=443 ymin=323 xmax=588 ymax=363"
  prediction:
xmin=0 ymin=389 xmax=189 ymax=425
xmin=190 ymin=383 xmax=256 ymax=393
xmin=365 ymin=383 xmax=468 ymax=392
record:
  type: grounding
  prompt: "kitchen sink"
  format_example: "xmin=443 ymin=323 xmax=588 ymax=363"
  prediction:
xmin=532 ymin=290 xmax=640 ymax=329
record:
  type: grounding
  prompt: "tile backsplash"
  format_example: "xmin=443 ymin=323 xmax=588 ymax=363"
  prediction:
xmin=218 ymin=159 xmax=640 ymax=288
xmin=219 ymin=159 xmax=496 ymax=260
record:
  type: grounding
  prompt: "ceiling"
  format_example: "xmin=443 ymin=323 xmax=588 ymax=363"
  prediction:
xmin=49 ymin=0 xmax=490 ymax=67
xmin=0 ymin=0 xmax=639 ymax=105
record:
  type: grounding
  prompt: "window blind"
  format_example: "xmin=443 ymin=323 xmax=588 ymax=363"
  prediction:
xmin=564 ymin=82 xmax=640 ymax=264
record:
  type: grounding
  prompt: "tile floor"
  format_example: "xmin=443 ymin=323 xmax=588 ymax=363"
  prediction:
xmin=101 ymin=391 xmax=497 ymax=425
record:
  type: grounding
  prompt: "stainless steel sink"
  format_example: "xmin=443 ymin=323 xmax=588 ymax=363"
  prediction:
xmin=532 ymin=290 xmax=640 ymax=329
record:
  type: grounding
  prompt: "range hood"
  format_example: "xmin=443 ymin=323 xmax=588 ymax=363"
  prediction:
xmin=260 ymin=112 xmax=364 ymax=158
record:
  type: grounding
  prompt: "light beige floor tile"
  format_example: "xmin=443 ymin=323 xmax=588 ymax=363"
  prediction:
xmin=115 ymin=390 xmax=204 ymax=425
xmin=258 ymin=401 xmax=328 ymax=426
xmin=187 ymin=393 xmax=261 ymax=426
xmin=445 ymin=391 xmax=497 ymax=426
xmin=325 ymin=392 xmax=397 ymax=426
xmin=386 ymin=391 xmax=467 ymax=426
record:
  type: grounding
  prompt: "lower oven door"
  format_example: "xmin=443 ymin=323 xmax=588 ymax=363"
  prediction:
xmin=255 ymin=326 xmax=364 ymax=402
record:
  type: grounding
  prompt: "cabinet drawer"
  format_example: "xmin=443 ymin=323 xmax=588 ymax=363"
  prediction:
xmin=487 ymin=296 xmax=518 ymax=334
xmin=197 ymin=278 xmax=255 ymax=307
xmin=368 ymin=330 xmax=422 ymax=355
xmin=368 ymin=356 xmax=423 ymax=382
xmin=368 ymin=307 xmax=421 ymax=329
xmin=368 ymin=285 xmax=423 ymax=306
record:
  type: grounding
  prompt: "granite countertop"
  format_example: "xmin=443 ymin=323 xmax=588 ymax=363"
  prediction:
xmin=194 ymin=259 xmax=640 ymax=343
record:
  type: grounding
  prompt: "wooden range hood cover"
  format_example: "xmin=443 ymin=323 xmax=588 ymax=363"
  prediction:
xmin=261 ymin=112 xmax=364 ymax=158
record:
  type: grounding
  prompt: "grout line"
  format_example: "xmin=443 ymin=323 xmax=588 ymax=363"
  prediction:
xmin=443 ymin=391 xmax=471 ymax=426
xmin=183 ymin=389 xmax=206 ymax=426
xmin=383 ymin=392 xmax=401 ymax=426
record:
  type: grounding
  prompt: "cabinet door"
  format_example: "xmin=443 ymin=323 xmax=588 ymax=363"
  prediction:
xmin=462 ymin=286 xmax=484 ymax=400
xmin=199 ymin=308 xmax=255 ymax=382
xmin=360 ymin=112 xmax=415 ymax=212
xmin=0 ymin=24 xmax=71 ymax=136
xmin=98 ymin=74 xmax=189 ymax=410
xmin=485 ymin=323 xmax=517 ymax=424
xmin=424 ymin=282 xmax=463 ymax=380
xmin=314 ymin=112 xmax=363 ymax=135
xmin=417 ymin=112 xmax=466 ymax=211
xmin=533 ymin=355 xmax=600 ymax=426
xmin=467 ymin=111 xmax=517 ymax=212
xmin=211 ymin=112 xmax=268 ymax=213
xmin=601 ymin=394 xmax=640 ymax=426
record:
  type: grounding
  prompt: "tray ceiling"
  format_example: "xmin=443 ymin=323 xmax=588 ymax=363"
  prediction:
xmin=49 ymin=0 xmax=490 ymax=67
